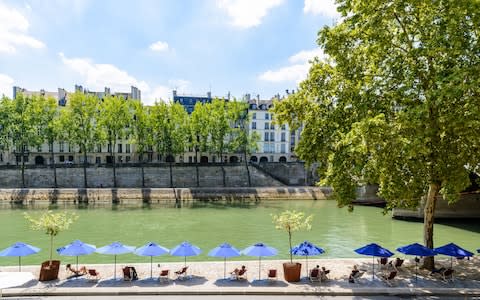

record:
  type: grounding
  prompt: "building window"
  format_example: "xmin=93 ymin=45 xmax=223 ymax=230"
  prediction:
xmin=281 ymin=144 xmax=286 ymax=153
xmin=126 ymin=156 xmax=131 ymax=162
xmin=263 ymin=144 xmax=268 ymax=153
xmin=270 ymin=123 xmax=275 ymax=130
xmin=118 ymin=144 xmax=123 ymax=153
xmin=281 ymin=124 xmax=286 ymax=130
xmin=252 ymin=122 xmax=256 ymax=129
xmin=68 ymin=155 xmax=74 ymax=162
xmin=68 ymin=144 xmax=72 ymax=152
xmin=108 ymin=144 xmax=112 ymax=153
xmin=281 ymin=132 xmax=286 ymax=142
xmin=49 ymin=143 xmax=53 ymax=152
xmin=59 ymin=155 xmax=65 ymax=162
xmin=59 ymin=142 xmax=64 ymax=153
xmin=126 ymin=144 xmax=130 ymax=153
xmin=270 ymin=132 xmax=275 ymax=142
xmin=95 ymin=157 xmax=101 ymax=164
xmin=265 ymin=113 xmax=269 ymax=120
xmin=252 ymin=113 xmax=256 ymax=119
xmin=97 ymin=144 xmax=102 ymax=152
xmin=264 ymin=122 xmax=269 ymax=130
xmin=147 ymin=153 xmax=153 ymax=162
xmin=264 ymin=132 xmax=269 ymax=142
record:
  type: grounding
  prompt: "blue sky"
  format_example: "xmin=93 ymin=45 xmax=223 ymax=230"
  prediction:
xmin=0 ymin=0 xmax=338 ymax=105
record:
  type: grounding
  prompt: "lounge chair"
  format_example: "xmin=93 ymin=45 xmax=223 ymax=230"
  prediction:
xmin=378 ymin=257 xmax=388 ymax=269
xmin=442 ymin=268 xmax=455 ymax=283
xmin=309 ymin=268 xmax=320 ymax=282
xmin=175 ymin=266 xmax=188 ymax=280
xmin=159 ymin=269 xmax=170 ymax=283
xmin=351 ymin=271 xmax=365 ymax=283
xmin=267 ymin=269 xmax=277 ymax=281
xmin=123 ymin=267 xmax=133 ymax=281
xmin=87 ymin=269 xmax=100 ymax=280
xmin=381 ymin=271 xmax=397 ymax=286
xmin=389 ymin=258 xmax=404 ymax=271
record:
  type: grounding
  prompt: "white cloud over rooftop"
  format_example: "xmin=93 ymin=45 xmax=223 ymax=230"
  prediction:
xmin=217 ymin=0 xmax=284 ymax=29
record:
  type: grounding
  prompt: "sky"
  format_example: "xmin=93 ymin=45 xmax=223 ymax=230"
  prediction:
xmin=0 ymin=0 xmax=339 ymax=105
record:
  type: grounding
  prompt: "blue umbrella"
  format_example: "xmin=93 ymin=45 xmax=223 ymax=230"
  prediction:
xmin=57 ymin=240 xmax=96 ymax=273
xmin=434 ymin=243 xmax=473 ymax=268
xmin=134 ymin=242 xmax=169 ymax=278
xmin=242 ymin=243 xmax=278 ymax=280
xmin=170 ymin=241 xmax=202 ymax=269
xmin=354 ymin=243 xmax=394 ymax=279
xmin=291 ymin=241 xmax=325 ymax=278
xmin=397 ymin=243 xmax=436 ymax=281
xmin=96 ymin=242 xmax=135 ymax=280
xmin=208 ymin=242 xmax=241 ymax=279
xmin=0 ymin=242 xmax=40 ymax=271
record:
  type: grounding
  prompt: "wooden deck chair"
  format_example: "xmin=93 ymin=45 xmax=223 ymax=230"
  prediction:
xmin=309 ymin=268 xmax=320 ymax=282
xmin=442 ymin=268 xmax=455 ymax=283
xmin=123 ymin=266 xmax=132 ymax=281
xmin=87 ymin=269 xmax=100 ymax=281
xmin=267 ymin=269 xmax=277 ymax=281
xmin=159 ymin=269 xmax=170 ymax=283
xmin=175 ymin=266 xmax=188 ymax=280
xmin=382 ymin=271 xmax=397 ymax=286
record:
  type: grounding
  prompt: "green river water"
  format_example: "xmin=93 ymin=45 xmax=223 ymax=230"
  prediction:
xmin=0 ymin=200 xmax=478 ymax=266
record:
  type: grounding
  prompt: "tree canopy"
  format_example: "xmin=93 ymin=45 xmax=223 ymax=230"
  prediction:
xmin=273 ymin=0 xmax=480 ymax=269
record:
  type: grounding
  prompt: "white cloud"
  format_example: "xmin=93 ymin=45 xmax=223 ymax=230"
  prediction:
xmin=0 ymin=2 xmax=45 ymax=53
xmin=59 ymin=52 xmax=189 ymax=105
xmin=217 ymin=0 xmax=284 ymax=29
xmin=149 ymin=41 xmax=169 ymax=52
xmin=259 ymin=48 xmax=325 ymax=83
xmin=0 ymin=74 xmax=14 ymax=97
xmin=303 ymin=0 xmax=339 ymax=18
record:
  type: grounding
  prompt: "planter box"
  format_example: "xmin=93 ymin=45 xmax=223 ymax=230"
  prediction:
xmin=283 ymin=262 xmax=301 ymax=282
xmin=39 ymin=260 xmax=60 ymax=281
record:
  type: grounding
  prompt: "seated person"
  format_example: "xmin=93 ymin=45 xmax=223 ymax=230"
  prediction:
xmin=310 ymin=265 xmax=320 ymax=279
xmin=66 ymin=263 xmax=87 ymax=276
xmin=321 ymin=266 xmax=330 ymax=275
xmin=349 ymin=265 xmax=359 ymax=283
xmin=389 ymin=257 xmax=404 ymax=268
xmin=231 ymin=265 xmax=247 ymax=279
xmin=129 ymin=266 xmax=138 ymax=280
xmin=321 ymin=266 xmax=330 ymax=280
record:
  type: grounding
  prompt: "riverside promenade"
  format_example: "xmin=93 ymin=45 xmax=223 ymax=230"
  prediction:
xmin=1 ymin=258 xmax=480 ymax=298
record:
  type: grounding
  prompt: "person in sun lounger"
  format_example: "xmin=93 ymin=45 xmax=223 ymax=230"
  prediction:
xmin=66 ymin=264 xmax=87 ymax=276
xmin=349 ymin=265 xmax=359 ymax=283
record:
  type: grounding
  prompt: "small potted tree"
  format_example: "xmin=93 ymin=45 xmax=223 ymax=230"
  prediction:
xmin=272 ymin=210 xmax=313 ymax=282
xmin=24 ymin=211 xmax=78 ymax=281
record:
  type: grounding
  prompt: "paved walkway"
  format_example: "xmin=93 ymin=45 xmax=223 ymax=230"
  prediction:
xmin=1 ymin=258 xmax=479 ymax=297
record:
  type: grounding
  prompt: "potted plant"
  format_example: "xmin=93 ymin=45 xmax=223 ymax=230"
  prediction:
xmin=272 ymin=210 xmax=313 ymax=282
xmin=24 ymin=211 xmax=78 ymax=281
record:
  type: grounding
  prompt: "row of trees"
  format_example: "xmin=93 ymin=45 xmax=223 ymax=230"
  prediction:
xmin=0 ymin=93 xmax=259 ymax=188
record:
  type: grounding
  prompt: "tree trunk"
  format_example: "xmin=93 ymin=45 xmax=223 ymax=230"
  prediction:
xmin=49 ymin=234 xmax=54 ymax=265
xmin=21 ymin=152 xmax=26 ymax=188
xmin=83 ymin=151 xmax=88 ymax=188
xmin=244 ymin=151 xmax=251 ymax=187
xmin=111 ymin=143 xmax=116 ymax=188
xmin=220 ymin=150 xmax=226 ymax=187
xmin=288 ymin=229 xmax=293 ymax=263
xmin=141 ymin=161 xmax=145 ymax=187
xmin=423 ymin=182 xmax=440 ymax=270
xmin=196 ymin=164 xmax=200 ymax=187
xmin=169 ymin=161 xmax=173 ymax=188
xmin=51 ymin=144 xmax=57 ymax=188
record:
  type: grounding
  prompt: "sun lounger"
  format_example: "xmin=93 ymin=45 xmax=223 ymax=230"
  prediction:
xmin=442 ymin=268 xmax=454 ymax=283
xmin=175 ymin=266 xmax=188 ymax=280
xmin=231 ymin=268 xmax=247 ymax=280
xmin=87 ymin=269 xmax=100 ymax=281
xmin=159 ymin=269 xmax=169 ymax=283
xmin=351 ymin=271 xmax=364 ymax=283
xmin=381 ymin=271 xmax=397 ymax=286
xmin=267 ymin=269 xmax=277 ymax=281
xmin=123 ymin=267 xmax=132 ymax=281
xmin=310 ymin=268 xmax=320 ymax=282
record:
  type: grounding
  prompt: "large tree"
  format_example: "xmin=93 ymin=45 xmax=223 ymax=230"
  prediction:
xmin=273 ymin=0 xmax=480 ymax=269
xmin=190 ymin=102 xmax=212 ymax=186
xmin=129 ymin=100 xmax=152 ymax=187
xmin=37 ymin=96 xmax=59 ymax=187
xmin=98 ymin=95 xmax=131 ymax=187
xmin=208 ymin=98 xmax=232 ymax=186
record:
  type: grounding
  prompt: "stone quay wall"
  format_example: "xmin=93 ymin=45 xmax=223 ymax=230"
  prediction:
xmin=0 ymin=187 xmax=332 ymax=206
xmin=0 ymin=164 xmax=287 ymax=188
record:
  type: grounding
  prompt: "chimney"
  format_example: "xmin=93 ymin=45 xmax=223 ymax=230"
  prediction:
xmin=207 ymin=91 xmax=212 ymax=98
xmin=245 ymin=93 xmax=250 ymax=101
xmin=286 ymin=89 xmax=289 ymax=95
xmin=172 ymin=90 xmax=177 ymax=98
xmin=257 ymin=94 xmax=260 ymax=101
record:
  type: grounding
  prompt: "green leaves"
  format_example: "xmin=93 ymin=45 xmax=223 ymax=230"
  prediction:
xmin=24 ymin=211 xmax=78 ymax=237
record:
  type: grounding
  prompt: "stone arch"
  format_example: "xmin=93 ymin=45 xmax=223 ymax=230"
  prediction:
xmin=259 ymin=156 xmax=268 ymax=163
xmin=200 ymin=156 xmax=209 ymax=163
xmin=166 ymin=155 xmax=175 ymax=163
xmin=250 ymin=156 xmax=258 ymax=162
xmin=229 ymin=156 xmax=239 ymax=163
xmin=279 ymin=156 xmax=287 ymax=163
xmin=34 ymin=155 xmax=44 ymax=165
